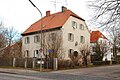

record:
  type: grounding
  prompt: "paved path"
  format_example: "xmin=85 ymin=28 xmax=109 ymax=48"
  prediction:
xmin=52 ymin=65 xmax=120 ymax=80
xmin=0 ymin=65 xmax=119 ymax=80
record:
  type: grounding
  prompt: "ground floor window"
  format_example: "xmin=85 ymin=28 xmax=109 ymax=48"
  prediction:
xmin=34 ymin=50 xmax=39 ymax=58
xmin=68 ymin=49 xmax=73 ymax=57
xmin=24 ymin=50 xmax=29 ymax=58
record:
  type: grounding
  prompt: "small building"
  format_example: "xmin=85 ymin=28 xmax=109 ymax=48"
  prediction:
xmin=21 ymin=7 xmax=90 ymax=60
xmin=90 ymin=30 xmax=111 ymax=61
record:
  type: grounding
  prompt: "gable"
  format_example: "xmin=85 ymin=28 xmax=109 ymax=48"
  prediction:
xmin=22 ymin=10 xmax=85 ymax=35
xmin=90 ymin=31 xmax=107 ymax=43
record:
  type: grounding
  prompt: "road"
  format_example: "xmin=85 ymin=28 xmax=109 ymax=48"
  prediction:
xmin=0 ymin=65 xmax=119 ymax=80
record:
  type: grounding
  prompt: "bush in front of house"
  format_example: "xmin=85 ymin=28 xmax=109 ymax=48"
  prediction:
xmin=58 ymin=60 xmax=75 ymax=69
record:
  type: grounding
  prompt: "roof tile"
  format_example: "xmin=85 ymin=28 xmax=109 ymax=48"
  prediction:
xmin=22 ymin=10 xmax=84 ymax=35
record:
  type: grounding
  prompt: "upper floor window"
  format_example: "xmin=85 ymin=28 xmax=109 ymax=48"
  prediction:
xmin=34 ymin=35 xmax=40 ymax=43
xmin=24 ymin=50 xmax=29 ymax=57
xmin=25 ymin=37 xmax=30 ymax=44
xmin=79 ymin=24 xmax=84 ymax=30
xmin=48 ymin=33 xmax=56 ymax=41
xmin=80 ymin=36 xmax=85 ymax=43
xmin=51 ymin=33 xmax=56 ymax=41
xmin=68 ymin=33 xmax=74 ymax=42
xmin=72 ymin=21 xmax=77 ymax=29
xmin=34 ymin=50 xmax=39 ymax=58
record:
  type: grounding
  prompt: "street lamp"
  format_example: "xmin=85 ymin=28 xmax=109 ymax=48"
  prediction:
xmin=29 ymin=0 xmax=43 ymax=71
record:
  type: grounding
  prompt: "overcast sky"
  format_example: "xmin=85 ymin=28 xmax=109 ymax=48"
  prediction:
xmin=0 ymin=0 xmax=92 ymax=33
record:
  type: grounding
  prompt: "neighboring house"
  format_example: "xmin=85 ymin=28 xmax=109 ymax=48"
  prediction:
xmin=0 ymin=41 xmax=22 ymax=58
xmin=90 ymin=30 xmax=112 ymax=61
xmin=21 ymin=7 xmax=90 ymax=59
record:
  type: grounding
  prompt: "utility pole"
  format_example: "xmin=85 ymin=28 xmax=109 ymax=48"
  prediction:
xmin=29 ymin=0 xmax=43 ymax=72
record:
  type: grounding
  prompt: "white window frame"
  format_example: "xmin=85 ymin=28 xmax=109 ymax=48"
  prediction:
xmin=25 ymin=37 xmax=30 ymax=44
xmin=34 ymin=50 xmax=39 ymax=58
xmin=68 ymin=49 xmax=73 ymax=57
xmin=68 ymin=33 xmax=74 ymax=42
xmin=24 ymin=50 xmax=29 ymax=58
xmin=34 ymin=35 xmax=40 ymax=43
xmin=80 ymin=36 xmax=85 ymax=43
xmin=72 ymin=21 xmax=77 ymax=29
xmin=79 ymin=24 xmax=84 ymax=30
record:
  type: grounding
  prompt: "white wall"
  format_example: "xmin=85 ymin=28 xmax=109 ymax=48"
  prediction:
xmin=22 ymin=16 xmax=90 ymax=59
xmin=22 ymin=33 xmax=41 ymax=58
xmin=22 ymin=30 xmax=62 ymax=58
xmin=62 ymin=16 xmax=90 ymax=59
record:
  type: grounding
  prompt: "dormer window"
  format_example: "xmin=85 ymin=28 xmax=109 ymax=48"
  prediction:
xmin=72 ymin=21 xmax=77 ymax=29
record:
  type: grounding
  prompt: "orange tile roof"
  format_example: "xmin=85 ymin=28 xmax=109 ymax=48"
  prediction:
xmin=90 ymin=30 xmax=107 ymax=43
xmin=22 ymin=10 xmax=84 ymax=35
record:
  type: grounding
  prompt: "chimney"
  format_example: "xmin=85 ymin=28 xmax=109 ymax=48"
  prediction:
xmin=62 ymin=6 xmax=67 ymax=12
xmin=46 ymin=11 xmax=50 ymax=16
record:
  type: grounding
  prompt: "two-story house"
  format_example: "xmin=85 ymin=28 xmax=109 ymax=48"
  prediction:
xmin=21 ymin=7 xmax=90 ymax=59
xmin=90 ymin=30 xmax=112 ymax=61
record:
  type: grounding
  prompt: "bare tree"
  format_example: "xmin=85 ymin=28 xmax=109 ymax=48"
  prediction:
xmin=88 ymin=0 xmax=120 ymax=60
xmin=107 ymin=27 xmax=120 ymax=60
xmin=2 ymin=27 xmax=20 ymax=59
xmin=79 ymin=45 xmax=91 ymax=67
xmin=88 ymin=0 xmax=120 ymax=30
xmin=44 ymin=31 xmax=63 ymax=59
xmin=0 ymin=22 xmax=7 ymax=49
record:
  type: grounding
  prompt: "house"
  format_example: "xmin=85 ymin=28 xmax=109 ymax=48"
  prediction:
xmin=90 ymin=30 xmax=112 ymax=61
xmin=21 ymin=7 xmax=90 ymax=59
xmin=0 ymin=41 xmax=22 ymax=58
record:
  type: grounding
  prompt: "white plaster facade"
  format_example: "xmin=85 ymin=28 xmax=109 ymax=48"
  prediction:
xmin=22 ymin=16 xmax=90 ymax=59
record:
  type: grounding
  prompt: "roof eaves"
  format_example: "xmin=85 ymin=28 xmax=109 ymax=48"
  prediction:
xmin=21 ymin=26 xmax=62 ymax=36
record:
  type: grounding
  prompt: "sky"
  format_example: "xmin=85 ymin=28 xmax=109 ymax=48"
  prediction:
xmin=0 ymin=0 xmax=92 ymax=33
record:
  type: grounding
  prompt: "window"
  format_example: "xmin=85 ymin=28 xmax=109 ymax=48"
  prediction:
xmin=79 ymin=24 xmax=84 ymax=30
xmin=68 ymin=33 xmax=74 ymax=41
xmin=100 ymin=40 xmax=102 ymax=44
xmin=51 ymin=33 xmax=56 ymax=41
xmin=25 ymin=37 xmax=30 ymax=44
xmin=92 ymin=47 xmax=96 ymax=52
xmin=68 ymin=49 xmax=73 ymax=57
xmin=80 ymin=36 xmax=85 ymax=43
xmin=34 ymin=50 xmax=39 ymax=58
xmin=34 ymin=35 xmax=40 ymax=43
xmin=48 ymin=33 xmax=56 ymax=41
xmin=72 ymin=21 xmax=77 ymax=29
xmin=24 ymin=50 xmax=29 ymax=57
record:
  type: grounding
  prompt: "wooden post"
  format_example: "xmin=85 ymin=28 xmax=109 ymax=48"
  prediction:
xmin=33 ymin=57 xmax=36 ymax=69
xmin=13 ymin=57 xmax=16 ymax=67
xmin=54 ymin=58 xmax=58 ymax=70
xmin=24 ymin=58 xmax=27 ymax=68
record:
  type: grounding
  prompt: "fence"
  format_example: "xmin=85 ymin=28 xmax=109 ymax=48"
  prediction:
xmin=0 ymin=57 xmax=54 ymax=69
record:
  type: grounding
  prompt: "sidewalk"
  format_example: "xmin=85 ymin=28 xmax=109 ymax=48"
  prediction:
xmin=0 ymin=68 xmax=39 ymax=74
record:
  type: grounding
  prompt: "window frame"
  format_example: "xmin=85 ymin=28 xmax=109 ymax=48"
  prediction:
xmin=68 ymin=49 xmax=73 ymax=57
xmin=24 ymin=50 xmax=29 ymax=58
xmin=34 ymin=50 xmax=39 ymax=58
xmin=80 ymin=36 xmax=85 ymax=43
xmin=72 ymin=21 xmax=77 ymax=29
xmin=79 ymin=24 xmax=84 ymax=30
xmin=34 ymin=35 xmax=40 ymax=43
xmin=68 ymin=33 xmax=74 ymax=42
xmin=25 ymin=37 xmax=30 ymax=44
